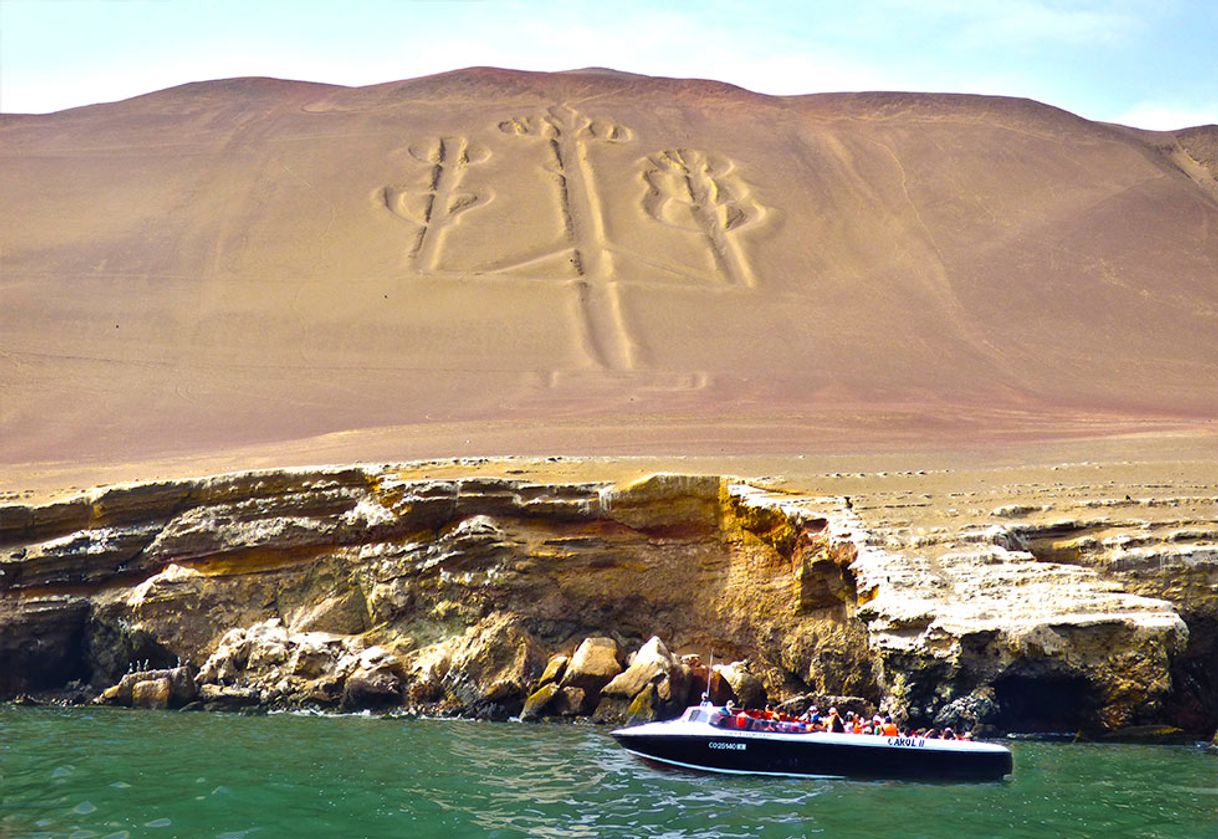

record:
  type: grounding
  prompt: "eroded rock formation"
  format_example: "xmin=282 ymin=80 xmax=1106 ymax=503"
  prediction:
xmin=1 ymin=465 xmax=1213 ymax=736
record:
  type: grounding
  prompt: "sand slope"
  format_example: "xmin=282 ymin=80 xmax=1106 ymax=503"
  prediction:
xmin=2 ymin=68 xmax=1217 ymax=472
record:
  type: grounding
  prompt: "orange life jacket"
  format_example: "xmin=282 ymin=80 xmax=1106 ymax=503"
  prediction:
xmin=882 ymin=722 xmax=899 ymax=736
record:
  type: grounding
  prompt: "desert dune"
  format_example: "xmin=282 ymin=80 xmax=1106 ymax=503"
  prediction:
xmin=1 ymin=67 xmax=1216 ymax=489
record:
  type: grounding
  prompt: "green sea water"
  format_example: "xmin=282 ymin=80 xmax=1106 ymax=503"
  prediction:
xmin=1 ymin=707 xmax=1214 ymax=838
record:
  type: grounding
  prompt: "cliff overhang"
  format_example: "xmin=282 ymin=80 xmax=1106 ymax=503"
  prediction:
xmin=1 ymin=464 xmax=1211 ymax=736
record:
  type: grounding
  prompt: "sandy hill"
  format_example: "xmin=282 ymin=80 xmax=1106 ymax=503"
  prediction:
xmin=2 ymin=67 xmax=1217 ymax=477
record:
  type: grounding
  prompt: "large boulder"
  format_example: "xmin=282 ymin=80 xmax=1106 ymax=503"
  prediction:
xmin=593 ymin=638 xmax=696 ymax=723
xmin=520 ymin=682 xmax=560 ymax=721
xmin=341 ymin=647 xmax=405 ymax=710
xmin=681 ymin=655 xmax=710 ymax=702
xmin=552 ymin=686 xmax=587 ymax=716
xmin=705 ymin=666 xmax=734 ymax=705
xmin=626 ymin=683 xmax=661 ymax=723
xmin=95 ymin=665 xmax=197 ymax=709
xmin=537 ymin=655 xmax=569 ymax=688
xmin=130 ymin=677 xmax=172 ymax=709
xmin=716 ymin=661 xmax=766 ymax=708
xmin=658 ymin=662 xmax=693 ymax=711
xmin=591 ymin=695 xmax=632 ymax=724
xmin=559 ymin=637 xmax=621 ymax=697
xmin=601 ymin=636 xmax=672 ymax=700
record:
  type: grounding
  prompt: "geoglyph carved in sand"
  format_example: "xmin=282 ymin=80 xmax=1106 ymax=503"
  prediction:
xmin=379 ymin=136 xmax=492 ymax=272
xmin=642 ymin=148 xmax=767 ymax=288
xmin=494 ymin=105 xmax=636 ymax=370
xmin=493 ymin=105 xmax=634 ymax=280
xmin=379 ymin=106 xmax=769 ymax=369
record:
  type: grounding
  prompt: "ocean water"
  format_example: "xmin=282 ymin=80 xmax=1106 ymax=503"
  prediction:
xmin=1 ymin=707 xmax=1214 ymax=838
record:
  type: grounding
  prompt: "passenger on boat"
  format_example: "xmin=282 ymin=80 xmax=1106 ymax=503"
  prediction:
xmin=794 ymin=705 xmax=828 ymax=732
xmin=829 ymin=708 xmax=845 ymax=733
xmin=881 ymin=715 xmax=899 ymax=737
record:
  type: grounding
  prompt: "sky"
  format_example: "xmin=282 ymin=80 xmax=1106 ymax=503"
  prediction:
xmin=0 ymin=0 xmax=1215 ymax=128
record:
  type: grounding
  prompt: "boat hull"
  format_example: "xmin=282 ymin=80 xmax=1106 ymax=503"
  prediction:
xmin=612 ymin=730 xmax=1013 ymax=782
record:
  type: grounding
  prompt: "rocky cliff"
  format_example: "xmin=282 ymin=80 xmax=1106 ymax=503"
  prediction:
xmin=1 ymin=464 xmax=1213 ymax=736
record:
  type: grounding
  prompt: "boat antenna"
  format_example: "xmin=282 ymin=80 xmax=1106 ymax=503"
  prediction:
xmin=701 ymin=649 xmax=714 ymax=705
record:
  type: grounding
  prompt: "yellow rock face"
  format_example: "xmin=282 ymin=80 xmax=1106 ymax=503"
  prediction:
xmin=130 ymin=678 xmax=171 ymax=710
xmin=2 ymin=460 xmax=1214 ymax=733
xmin=537 ymin=655 xmax=569 ymax=688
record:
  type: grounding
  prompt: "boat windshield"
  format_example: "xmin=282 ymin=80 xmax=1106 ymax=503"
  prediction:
xmin=682 ymin=707 xmax=732 ymax=726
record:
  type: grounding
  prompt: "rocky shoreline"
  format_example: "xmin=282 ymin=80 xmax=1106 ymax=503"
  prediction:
xmin=2 ymin=464 xmax=1214 ymax=739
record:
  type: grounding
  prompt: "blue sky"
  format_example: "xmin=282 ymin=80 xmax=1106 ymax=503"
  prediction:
xmin=1 ymin=0 xmax=1215 ymax=128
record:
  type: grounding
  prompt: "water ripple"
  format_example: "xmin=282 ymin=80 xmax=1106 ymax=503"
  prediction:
xmin=2 ymin=707 xmax=1216 ymax=838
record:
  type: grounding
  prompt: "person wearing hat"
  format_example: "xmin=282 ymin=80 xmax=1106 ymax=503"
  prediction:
xmin=714 ymin=699 xmax=738 ymax=728
xmin=829 ymin=707 xmax=845 ymax=733
xmin=798 ymin=704 xmax=820 ymax=731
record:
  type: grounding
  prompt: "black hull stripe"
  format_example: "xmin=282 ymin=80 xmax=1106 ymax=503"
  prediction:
xmin=614 ymin=732 xmax=1012 ymax=781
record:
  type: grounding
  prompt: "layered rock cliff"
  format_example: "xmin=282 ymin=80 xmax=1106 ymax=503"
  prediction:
xmin=1 ymin=464 xmax=1213 ymax=735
